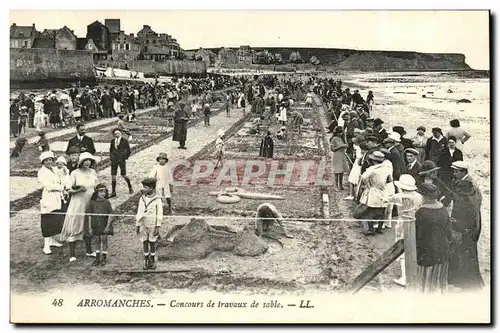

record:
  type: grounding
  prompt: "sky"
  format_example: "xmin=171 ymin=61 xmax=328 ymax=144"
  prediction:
xmin=9 ymin=10 xmax=490 ymax=70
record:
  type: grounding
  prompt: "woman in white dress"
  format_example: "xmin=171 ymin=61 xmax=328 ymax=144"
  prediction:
xmin=380 ymin=148 xmax=395 ymax=229
xmin=345 ymin=135 xmax=365 ymax=200
xmin=60 ymin=152 xmax=99 ymax=262
xmin=278 ymin=104 xmax=288 ymax=125
xmin=37 ymin=151 xmax=65 ymax=254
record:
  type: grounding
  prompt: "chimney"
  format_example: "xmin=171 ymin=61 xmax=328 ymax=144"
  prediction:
xmin=143 ymin=25 xmax=148 ymax=28
xmin=32 ymin=23 xmax=35 ymax=27
xmin=129 ymin=33 xmax=134 ymax=37
xmin=12 ymin=23 xmax=16 ymax=27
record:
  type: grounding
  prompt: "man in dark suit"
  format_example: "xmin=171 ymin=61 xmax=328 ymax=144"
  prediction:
xmin=437 ymin=136 xmax=464 ymax=188
xmin=109 ymin=128 xmax=133 ymax=197
xmin=403 ymin=148 xmax=422 ymax=179
xmin=65 ymin=123 xmax=96 ymax=155
xmin=383 ymin=136 xmax=405 ymax=181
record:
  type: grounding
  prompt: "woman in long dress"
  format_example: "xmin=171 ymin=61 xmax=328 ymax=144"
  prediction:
xmin=345 ymin=135 xmax=365 ymax=200
xmin=37 ymin=151 xmax=65 ymax=254
xmin=278 ymin=104 xmax=288 ymax=125
xmin=415 ymin=183 xmax=452 ymax=294
xmin=60 ymin=152 xmax=99 ymax=262
xmin=330 ymin=127 xmax=349 ymax=191
xmin=448 ymin=180 xmax=484 ymax=290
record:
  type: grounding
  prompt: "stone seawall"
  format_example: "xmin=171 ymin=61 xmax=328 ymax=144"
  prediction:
xmin=98 ymin=59 xmax=207 ymax=75
xmin=10 ymin=48 xmax=96 ymax=83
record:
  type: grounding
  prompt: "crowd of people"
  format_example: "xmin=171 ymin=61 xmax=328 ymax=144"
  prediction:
xmin=313 ymin=77 xmax=483 ymax=293
xmin=27 ymin=72 xmax=486 ymax=289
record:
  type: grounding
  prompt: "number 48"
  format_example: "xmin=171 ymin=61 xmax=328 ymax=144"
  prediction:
xmin=52 ymin=299 xmax=64 ymax=307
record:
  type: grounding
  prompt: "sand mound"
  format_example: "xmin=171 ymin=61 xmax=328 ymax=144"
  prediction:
xmin=163 ymin=218 xmax=213 ymax=260
xmin=232 ymin=227 xmax=269 ymax=257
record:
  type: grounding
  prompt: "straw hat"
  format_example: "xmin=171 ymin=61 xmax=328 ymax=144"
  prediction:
xmin=56 ymin=156 xmax=67 ymax=165
xmin=156 ymin=152 xmax=169 ymax=162
xmin=369 ymin=151 xmax=385 ymax=162
xmin=418 ymin=160 xmax=441 ymax=175
xmin=395 ymin=174 xmax=417 ymax=191
xmin=78 ymin=152 xmax=96 ymax=166
xmin=388 ymin=132 xmax=401 ymax=142
xmin=39 ymin=151 xmax=55 ymax=163
xmin=451 ymin=161 xmax=468 ymax=171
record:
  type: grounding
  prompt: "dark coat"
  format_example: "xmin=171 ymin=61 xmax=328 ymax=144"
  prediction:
xmin=425 ymin=136 xmax=447 ymax=164
xmin=415 ymin=206 xmax=452 ymax=266
xmin=403 ymin=160 xmax=422 ymax=180
xmin=401 ymin=137 xmax=414 ymax=150
xmin=437 ymin=148 xmax=464 ymax=187
xmin=388 ymin=146 xmax=405 ymax=181
xmin=66 ymin=135 xmax=96 ymax=155
xmin=173 ymin=108 xmax=188 ymax=143
xmin=109 ymin=137 xmax=131 ymax=162
xmin=259 ymin=135 xmax=274 ymax=158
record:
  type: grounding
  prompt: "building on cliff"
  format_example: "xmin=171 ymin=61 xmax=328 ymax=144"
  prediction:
xmin=32 ymin=26 xmax=77 ymax=50
xmin=10 ymin=23 xmax=38 ymax=48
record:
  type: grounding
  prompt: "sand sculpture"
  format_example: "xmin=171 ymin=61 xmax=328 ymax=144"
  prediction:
xmin=162 ymin=218 xmax=270 ymax=260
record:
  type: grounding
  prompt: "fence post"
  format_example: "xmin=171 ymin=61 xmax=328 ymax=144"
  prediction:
xmin=403 ymin=217 xmax=418 ymax=290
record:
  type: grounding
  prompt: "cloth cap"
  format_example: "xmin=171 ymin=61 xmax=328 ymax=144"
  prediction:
xmin=404 ymin=148 xmax=420 ymax=156
xmin=369 ymin=151 xmax=385 ymax=162
xmin=388 ymin=132 xmax=401 ymax=142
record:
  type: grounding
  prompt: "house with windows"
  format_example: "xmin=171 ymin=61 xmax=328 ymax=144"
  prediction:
xmin=10 ymin=23 xmax=38 ymax=48
xmin=76 ymin=37 xmax=108 ymax=61
xmin=237 ymin=45 xmax=254 ymax=64
xmin=111 ymin=31 xmax=141 ymax=61
xmin=217 ymin=47 xmax=238 ymax=66
xmin=32 ymin=26 xmax=77 ymax=50
xmin=136 ymin=25 xmax=181 ymax=60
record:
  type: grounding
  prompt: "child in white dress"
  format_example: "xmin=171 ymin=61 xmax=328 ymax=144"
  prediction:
xmin=149 ymin=153 xmax=172 ymax=214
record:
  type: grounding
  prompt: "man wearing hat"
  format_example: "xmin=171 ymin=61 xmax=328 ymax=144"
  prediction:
xmin=109 ymin=128 xmax=133 ymax=197
xmin=360 ymin=135 xmax=381 ymax=175
xmin=383 ymin=133 xmax=404 ymax=182
xmin=417 ymin=160 xmax=441 ymax=186
xmin=437 ymin=136 xmax=464 ymax=188
xmin=66 ymin=146 xmax=81 ymax=173
xmin=393 ymin=126 xmax=413 ymax=150
xmin=373 ymin=118 xmax=388 ymax=142
xmin=447 ymin=161 xmax=482 ymax=210
xmin=173 ymin=102 xmax=189 ymax=149
xmin=403 ymin=148 xmax=422 ymax=179
xmin=357 ymin=151 xmax=389 ymax=235
xmin=425 ymin=127 xmax=447 ymax=164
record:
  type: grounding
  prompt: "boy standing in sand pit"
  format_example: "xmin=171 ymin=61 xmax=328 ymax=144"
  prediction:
xmin=136 ymin=178 xmax=163 ymax=270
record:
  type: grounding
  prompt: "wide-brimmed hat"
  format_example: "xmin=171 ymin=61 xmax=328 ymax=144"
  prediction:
xmin=404 ymin=148 xmax=420 ymax=156
xmin=56 ymin=156 xmax=67 ymax=165
xmin=373 ymin=118 xmax=384 ymax=126
xmin=67 ymin=146 xmax=80 ymax=155
xmin=369 ymin=151 xmax=385 ymax=162
xmin=395 ymin=174 xmax=417 ymax=191
xmin=392 ymin=126 xmax=407 ymax=136
xmin=418 ymin=160 xmax=441 ymax=175
xmin=39 ymin=151 xmax=55 ymax=163
xmin=156 ymin=152 xmax=169 ymax=162
xmin=388 ymin=132 xmax=401 ymax=142
xmin=417 ymin=183 xmax=439 ymax=199
xmin=78 ymin=152 xmax=96 ymax=166
xmin=451 ymin=161 xmax=468 ymax=171
xmin=366 ymin=135 xmax=379 ymax=143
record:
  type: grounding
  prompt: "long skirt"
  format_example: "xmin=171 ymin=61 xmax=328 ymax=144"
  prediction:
xmin=448 ymin=235 xmax=484 ymax=290
xmin=417 ymin=262 xmax=449 ymax=294
xmin=40 ymin=202 xmax=66 ymax=237
xmin=60 ymin=191 xmax=93 ymax=242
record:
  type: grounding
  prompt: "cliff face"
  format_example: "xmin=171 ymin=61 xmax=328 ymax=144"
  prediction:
xmin=205 ymin=47 xmax=472 ymax=71
xmin=334 ymin=51 xmax=470 ymax=71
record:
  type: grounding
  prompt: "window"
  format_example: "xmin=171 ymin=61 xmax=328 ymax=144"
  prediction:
xmin=23 ymin=40 xmax=28 ymax=47
xmin=125 ymin=44 xmax=130 ymax=50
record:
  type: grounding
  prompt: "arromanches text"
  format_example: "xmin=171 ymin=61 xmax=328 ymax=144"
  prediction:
xmin=77 ymin=299 xmax=152 ymax=307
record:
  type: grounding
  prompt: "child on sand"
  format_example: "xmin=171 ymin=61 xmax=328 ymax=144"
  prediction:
xmin=34 ymin=131 xmax=50 ymax=152
xmin=149 ymin=153 xmax=173 ymax=215
xmin=87 ymin=184 xmax=114 ymax=266
xmin=136 ymin=178 xmax=163 ymax=270
xmin=215 ymin=130 xmax=225 ymax=169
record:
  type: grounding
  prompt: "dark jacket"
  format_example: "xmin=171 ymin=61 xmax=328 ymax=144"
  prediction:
xmin=425 ymin=136 xmax=447 ymax=164
xmin=415 ymin=206 xmax=452 ymax=266
xmin=66 ymin=135 xmax=96 ymax=155
xmin=388 ymin=146 xmax=405 ymax=181
xmin=403 ymin=160 xmax=422 ymax=180
xmin=259 ymin=135 xmax=274 ymax=158
xmin=109 ymin=137 xmax=131 ymax=162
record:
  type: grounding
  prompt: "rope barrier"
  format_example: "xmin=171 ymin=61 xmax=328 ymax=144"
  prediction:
xmin=9 ymin=210 xmax=412 ymax=223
